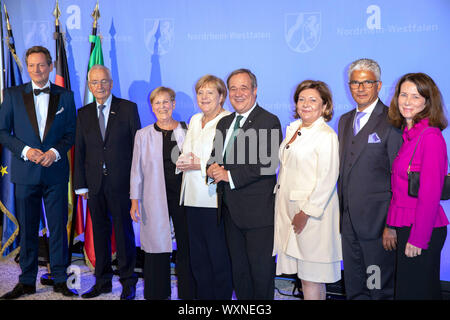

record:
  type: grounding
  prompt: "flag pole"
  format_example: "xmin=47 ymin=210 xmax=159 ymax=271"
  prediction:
xmin=1 ymin=3 xmax=22 ymax=261
xmin=81 ymin=0 xmax=102 ymax=270
xmin=0 ymin=0 xmax=4 ymax=248
xmin=0 ymin=0 xmax=5 ymax=103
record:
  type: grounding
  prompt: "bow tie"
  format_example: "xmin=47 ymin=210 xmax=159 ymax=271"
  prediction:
xmin=33 ymin=87 xmax=50 ymax=96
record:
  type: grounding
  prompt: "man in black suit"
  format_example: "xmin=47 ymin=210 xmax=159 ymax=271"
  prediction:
xmin=74 ymin=65 xmax=141 ymax=300
xmin=337 ymin=58 xmax=402 ymax=299
xmin=207 ymin=69 xmax=282 ymax=299
xmin=0 ymin=46 xmax=77 ymax=299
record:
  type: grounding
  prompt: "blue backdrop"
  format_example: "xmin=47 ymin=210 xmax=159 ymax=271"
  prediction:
xmin=4 ymin=0 xmax=450 ymax=281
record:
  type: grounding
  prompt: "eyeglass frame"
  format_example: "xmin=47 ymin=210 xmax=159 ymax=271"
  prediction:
xmin=348 ymin=80 xmax=379 ymax=89
xmin=88 ymin=79 xmax=112 ymax=87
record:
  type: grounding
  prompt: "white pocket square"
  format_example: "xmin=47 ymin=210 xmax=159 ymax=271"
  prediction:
xmin=368 ymin=132 xmax=381 ymax=143
xmin=55 ymin=107 xmax=64 ymax=115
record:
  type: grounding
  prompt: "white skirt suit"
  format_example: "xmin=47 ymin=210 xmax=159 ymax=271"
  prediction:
xmin=273 ymin=117 xmax=342 ymax=283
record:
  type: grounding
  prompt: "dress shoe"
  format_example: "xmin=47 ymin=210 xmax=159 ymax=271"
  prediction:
xmin=54 ymin=282 xmax=79 ymax=297
xmin=120 ymin=284 xmax=136 ymax=300
xmin=81 ymin=283 xmax=112 ymax=299
xmin=40 ymin=273 xmax=54 ymax=286
xmin=0 ymin=283 xmax=36 ymax=300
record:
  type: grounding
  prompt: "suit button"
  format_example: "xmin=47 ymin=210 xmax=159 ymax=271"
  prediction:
xmin=285 ymin=145 xmax=290 ymax=149
xmin=278 ymin=185 xmax=280 ymax=189
xmin=350 ymin=152 xmax=354 ymax=156
xmin=351 ymin=141 xmax=355 ymax=144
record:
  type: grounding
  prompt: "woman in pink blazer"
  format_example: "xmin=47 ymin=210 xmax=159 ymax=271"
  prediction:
xmin=386 ymin=73 xmax=449 ymax=299
xmin=129 ymin=87 xmax=194 ymax=299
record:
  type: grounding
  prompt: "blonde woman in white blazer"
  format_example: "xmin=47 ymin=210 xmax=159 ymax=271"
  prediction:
xmin=176 ymin=75 xmax=233 ymax=299
xmin=273 ymin=80 xmax=342 ymax=300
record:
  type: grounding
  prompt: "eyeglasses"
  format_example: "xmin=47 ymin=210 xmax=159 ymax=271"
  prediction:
xmin=153 ymin=100 xmax=173 ymax=107
xmin=89 ymin=79 xmax=111 ymax=87
xmin=349 ymin=80 xmax=379 ymax=89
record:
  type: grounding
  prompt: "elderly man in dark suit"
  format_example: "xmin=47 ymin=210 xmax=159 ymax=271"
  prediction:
xmin=207 ymin=69 xmax=282 ymax=300
xmin=0 ymin=46 xmax=77 ymax=299
xmin=74 ymin=65 xmax=141 ymax=300
xmin=337 ymin=58 xmax=403 ymax=300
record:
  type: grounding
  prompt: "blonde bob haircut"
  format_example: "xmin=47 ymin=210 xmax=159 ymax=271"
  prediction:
xmin=195 ymin=74 xmax=228 ymax=107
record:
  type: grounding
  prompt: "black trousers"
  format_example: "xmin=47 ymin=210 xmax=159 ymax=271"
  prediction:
xmin=144 ymin=252 xmax=171 ymax=300
xmin=341 ymin=209 xmax=395 ymax=300
xmin=166 ymin=200 xmax=196 ymax=300
xmin=395 ymin=226 xmax=447 ymax=300
xmin=222 ymin=204 xmax=275 ymax=300
xmin=87 ymin=175 xmax=137 ymax=288
xmin=142 ymin=197 xmax=195 ymax=300
xmin=15 ymin=183 xmax=68 ymax=285
xmin=185 ymin=206 xmax=233 ymax=300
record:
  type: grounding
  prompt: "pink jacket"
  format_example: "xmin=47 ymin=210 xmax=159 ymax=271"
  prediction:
xmin=387 ymin=118 xmax=449 ymax=249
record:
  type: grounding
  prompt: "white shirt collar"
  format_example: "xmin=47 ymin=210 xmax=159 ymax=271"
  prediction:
xmin=356 ymin=98 xmax=378 ymax=116
xmin=31 ymin=80 xmax=51 ymax=90
xmin=96 ymin=94 xmax=113 ymax=109
xmin=236 ymin=102 xmax=257 ymax=120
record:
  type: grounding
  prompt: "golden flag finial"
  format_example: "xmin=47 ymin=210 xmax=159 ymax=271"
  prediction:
xmin=4 ymin=4 xmax=11 ymax=31
xmin=92 ymin=1 xmax=100 ymax=29
xmin=53 ymin=0 xmax=61 ymax=27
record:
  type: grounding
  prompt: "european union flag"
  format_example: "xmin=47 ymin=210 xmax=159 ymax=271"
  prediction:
xmin=0 ymin=29 xmax=23 ymax=258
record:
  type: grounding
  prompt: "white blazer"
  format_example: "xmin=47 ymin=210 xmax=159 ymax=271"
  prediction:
xmin=179 ymin=110 xmax=231 ymax=208
xmin=273 ymin=117 xmax=342 ymax=263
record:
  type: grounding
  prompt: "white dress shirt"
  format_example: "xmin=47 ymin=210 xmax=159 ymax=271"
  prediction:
xmin=21 ymin=80 xmax=60 ymax=161
xmin=96 ymin=94 xmax=112 ymax=127
xmin=223 ymin=102 xmax=257 ymax=189
xmin=353 ymin=98 xmax=379 ymax=132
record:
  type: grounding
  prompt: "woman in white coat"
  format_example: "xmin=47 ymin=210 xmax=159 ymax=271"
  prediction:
xmin=129 ymin=87 xmax=194 ymax=300
xmin=273 ymin=80 xmax=342 ymax=300
xmin=176 ymin=75 xmax=233 ymax=299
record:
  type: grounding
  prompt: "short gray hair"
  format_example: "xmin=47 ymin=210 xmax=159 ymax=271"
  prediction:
xmin=348 ymin=58 xmax=381 ymax=80
xmin=87 ymin=64 xmax=112 ymax=81
xmin=226 ymin=68 xmax=257 ymax=89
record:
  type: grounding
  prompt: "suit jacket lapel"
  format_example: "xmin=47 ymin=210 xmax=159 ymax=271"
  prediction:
xmin=88 ymin=102 xmax=104 ymax=143
xmin=22 ymin=83 xmax=40 ymax=140
xmin=356 ymin=101 xmax=383 ymax=139
xmin=339 ymin=110 xmax=355 ymax=172
xmin=240 ymin=104 xmax=260 ymax=132
xmin=42 ymin=84 xmax=60 ymax=141
xmin=346 ymin=101 xmax=385 ymax=170
xmin=221 ymin=112 xmax=235 ymax=145
xmin=104 ymin=96 xmax=118 ymax=142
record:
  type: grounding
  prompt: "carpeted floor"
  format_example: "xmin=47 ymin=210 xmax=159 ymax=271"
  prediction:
xmin=0 ymin=254 xmax=302 ymax=300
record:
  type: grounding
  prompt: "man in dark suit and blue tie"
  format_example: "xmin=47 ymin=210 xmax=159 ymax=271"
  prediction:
xmin=338 ymin=58 xmax=403 ymax=299
xmin=0 ymin=46 xmax=77 ymax=299
xmin=207 ymin=69 xmax=282 ymax=299
xmin=74 ymin=65 xmax=141 ymax=300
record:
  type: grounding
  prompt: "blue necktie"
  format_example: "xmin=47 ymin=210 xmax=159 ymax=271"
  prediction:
xmin=353 ymin=111 xmax=366 ymax=136
xmin=98 ymin=104 xmax=106 ymax=140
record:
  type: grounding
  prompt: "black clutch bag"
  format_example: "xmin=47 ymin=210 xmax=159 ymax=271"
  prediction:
xmin=407 ymin=171 xmax=450 ymax=200
xmin=407 ymin=128 xmax=450 ymax=200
